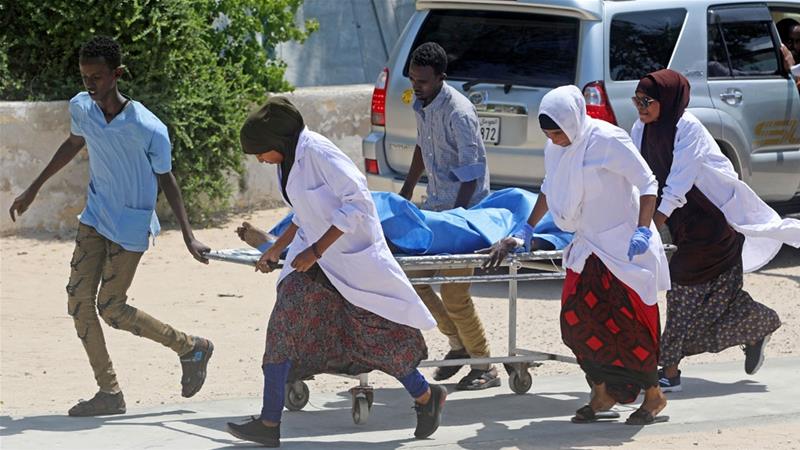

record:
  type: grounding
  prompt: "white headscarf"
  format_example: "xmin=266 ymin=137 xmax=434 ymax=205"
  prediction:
xmin=539 ymin=85 xmax=597 ymax=232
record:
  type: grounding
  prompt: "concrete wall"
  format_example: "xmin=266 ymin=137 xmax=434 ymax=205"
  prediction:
xmin=1 ymin=102 xmax=90 ymax=236
xmin=0 ymin=84 xmax=373 ymax=236
xmin=277 ymin=0 xmax=416 ymax=87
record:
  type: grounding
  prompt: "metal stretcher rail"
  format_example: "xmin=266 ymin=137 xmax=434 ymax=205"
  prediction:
xmin=394 ymin=251 xmax=579 ymax=371
xmin=207 ymin=245 xmax=675 ymax=424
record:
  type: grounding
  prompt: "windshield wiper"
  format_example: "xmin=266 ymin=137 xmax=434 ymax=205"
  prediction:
xmin=462 ymin=79 xmax=513 ymax=94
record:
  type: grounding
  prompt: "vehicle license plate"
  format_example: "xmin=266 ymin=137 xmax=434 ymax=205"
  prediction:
xmin=479 ymin=117 xmax=500 ymax=144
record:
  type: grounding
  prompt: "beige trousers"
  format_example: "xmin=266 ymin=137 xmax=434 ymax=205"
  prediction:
xmin=66 ymin=224 xmax=194 ymax=393
xmin=406 ymin=268 xmax=490 ymax=369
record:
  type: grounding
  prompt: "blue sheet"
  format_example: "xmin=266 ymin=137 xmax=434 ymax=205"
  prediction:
xmin=260 ymin=188 xmax=572 ymax=255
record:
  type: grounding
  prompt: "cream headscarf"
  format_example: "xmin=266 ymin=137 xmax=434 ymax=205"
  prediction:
xmin=539 ymin=85 xmax=596 ymax=232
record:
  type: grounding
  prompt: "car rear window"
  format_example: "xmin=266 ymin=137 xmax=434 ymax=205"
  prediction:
xmin=406 ymin=10 xmax=579 ymax=88
xmin=609 ymin=9 xmax=687 ymax=81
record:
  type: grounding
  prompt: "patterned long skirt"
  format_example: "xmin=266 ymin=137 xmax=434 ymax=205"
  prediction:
xmin=561 ymin=255 xmax=660 ymax=404
xmin=659 ymin=261 xmax=781 ymax=367
xmin=263 ymin=266 xmax=428 ymax=382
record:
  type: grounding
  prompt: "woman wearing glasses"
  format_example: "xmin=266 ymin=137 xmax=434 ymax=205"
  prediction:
xmin=631 ymin=69 xmax=799 ymax=393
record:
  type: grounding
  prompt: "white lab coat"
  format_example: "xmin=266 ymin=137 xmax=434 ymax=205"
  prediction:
xmin=539 ymin=86 xmax=670 ymax=306
xmin=277 ymin=129 xmax=436 ymax=330
xmin=631 ymin=112 xmax=800 ymax=273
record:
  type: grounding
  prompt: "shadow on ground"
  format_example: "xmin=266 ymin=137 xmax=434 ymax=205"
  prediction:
xmin=0 ymin=374 xmax=773 ymax=449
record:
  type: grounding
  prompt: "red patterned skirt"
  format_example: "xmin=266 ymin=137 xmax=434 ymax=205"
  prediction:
xmin=263 ymin=266 xmax=428 ymax=382
xmin=560 ymin=254 xmax=660 ymax=403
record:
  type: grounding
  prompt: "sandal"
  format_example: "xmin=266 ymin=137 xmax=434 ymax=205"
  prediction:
xmin=625 ymin=407 xmax=669 ymax=425
xmin=455 ymin=367 xmax=501 ymax=391
xmin=570 ymin=405 xmax=620 ymax=423
xmin=433 ymin=349 xmax=470 ymax=381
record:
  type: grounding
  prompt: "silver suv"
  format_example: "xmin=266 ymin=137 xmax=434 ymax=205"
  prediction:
xmin=362 ymin=0 xmax=800 ymax=212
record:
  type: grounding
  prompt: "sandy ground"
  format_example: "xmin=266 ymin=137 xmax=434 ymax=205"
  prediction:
xmin=1 ymin=207 xmax=799 ymax=447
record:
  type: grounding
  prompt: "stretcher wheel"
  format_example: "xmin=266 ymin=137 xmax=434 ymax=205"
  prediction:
xmin=509 ymin=368 xmax=533 ymax=394
xmin=352 ymin=396 xmax=370 ymax=424
xmin=285 ymin=380 xmax=309 ymax=411
xmin=365 ymin=390 xmax=374 ymax=409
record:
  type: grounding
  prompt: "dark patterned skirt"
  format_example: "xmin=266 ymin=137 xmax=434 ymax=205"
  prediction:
xmin=263 ymin=265 xmax=428 ymax=382
xmin=561 ymin=254 xmax=660 ymax=403
xmin=659 ymin=261 xmax=781 ymax=367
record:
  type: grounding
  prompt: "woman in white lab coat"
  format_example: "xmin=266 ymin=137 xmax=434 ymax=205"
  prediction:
xmin=485 ymin=86 xmax=670 ymax=425
xmin=226 ymin=97 xmax=446 ymax=447
xmin=632 ymin=69 xmax=794 ymax=392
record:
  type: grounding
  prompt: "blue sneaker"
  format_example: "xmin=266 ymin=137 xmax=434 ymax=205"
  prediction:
xmin=658 ymin=368 xmax=682 ymax=393
xmin=179 ymin=337 xmax=214 ymax=398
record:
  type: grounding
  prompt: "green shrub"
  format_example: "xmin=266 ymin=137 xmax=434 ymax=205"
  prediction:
xmin=0 ymin=0 xmax=316 ymax=222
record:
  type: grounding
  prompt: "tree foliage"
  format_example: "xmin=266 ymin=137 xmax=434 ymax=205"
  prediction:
xmin=0 ymin=0 xmax=316 ymax=222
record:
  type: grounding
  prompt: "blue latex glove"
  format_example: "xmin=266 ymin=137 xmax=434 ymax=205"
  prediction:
xmin=627 ymin=226 xmax=652 ymax=261
xmin=511 ymin=222 xmax=535 ymax=252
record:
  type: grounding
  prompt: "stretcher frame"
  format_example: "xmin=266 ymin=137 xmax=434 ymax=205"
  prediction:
xmin=207 ymin=245 xmax=674 ymax=424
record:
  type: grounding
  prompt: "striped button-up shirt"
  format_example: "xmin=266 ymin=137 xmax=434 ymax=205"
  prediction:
xmin=413 ymin=83 xmax=490 ymax=212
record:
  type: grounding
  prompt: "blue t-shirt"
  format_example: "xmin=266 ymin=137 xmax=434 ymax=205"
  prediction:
xmin=69 ymin=92 xmax=171 ymax=252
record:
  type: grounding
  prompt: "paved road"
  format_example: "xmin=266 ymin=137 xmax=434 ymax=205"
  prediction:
xmin=2 ymin=357 xmax=799 ymax=449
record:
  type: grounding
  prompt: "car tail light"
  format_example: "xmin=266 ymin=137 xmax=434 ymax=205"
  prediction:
xmin=371 ymin=68 xmax=389 ymax=126
xmin=365 ymin=158 xmax=379 ymax=175
xmin=583 ymin=81 xmax=617 ymax=125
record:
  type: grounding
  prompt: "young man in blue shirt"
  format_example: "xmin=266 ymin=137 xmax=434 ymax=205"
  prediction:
xmin=9 ymin=36 xmax=214 ymax=416
xmin=400 ymin=42 xmax=499 ymax=390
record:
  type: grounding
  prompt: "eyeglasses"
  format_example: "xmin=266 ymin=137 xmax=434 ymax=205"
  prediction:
xmin=631 ymin=96 xmax=656 ymax=109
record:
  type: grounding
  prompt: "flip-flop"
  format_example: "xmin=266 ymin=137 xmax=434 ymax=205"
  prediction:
xmin=625 ymin=407 xmax=669 ymax=425
xmin=570 ymin=405 xmax=620 ymax=423
xmin=456 ymin=368 xmax=501 ymax=391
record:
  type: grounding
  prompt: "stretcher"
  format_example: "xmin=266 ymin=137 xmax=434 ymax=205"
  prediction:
xmin=208 ymin=245 xmax=675 ymax=424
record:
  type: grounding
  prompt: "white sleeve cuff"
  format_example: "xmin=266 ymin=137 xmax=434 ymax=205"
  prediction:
xmin=330 ymin=205 xmax=366 ymax=234
xmin=657 ymin=199 xmax=679 ymax=218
